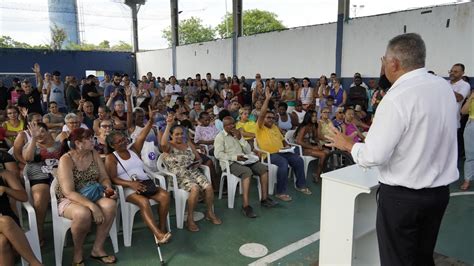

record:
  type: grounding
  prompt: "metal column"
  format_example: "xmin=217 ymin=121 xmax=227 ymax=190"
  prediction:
xmin=335 ymin=0 xmax=350 ymax=77
xmin=170 ymin=0 xmax=179 ymax=76
xmin=232 ymin=0 xmax=243 ymax=76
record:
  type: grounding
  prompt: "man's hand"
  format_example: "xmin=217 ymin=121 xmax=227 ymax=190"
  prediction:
xmin=265 ymin=87 xmax=272 ymax=100
xmin=325 ymin=124 xmax=355 ymax=152
xmin=231 ymin=129 xmax=242 ymax=140
xmin=237 ymin=155 xmax=247 ymax=161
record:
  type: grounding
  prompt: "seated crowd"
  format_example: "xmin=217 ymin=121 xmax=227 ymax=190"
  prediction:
xmin=0 ymin=61 xmax=471 ymax=265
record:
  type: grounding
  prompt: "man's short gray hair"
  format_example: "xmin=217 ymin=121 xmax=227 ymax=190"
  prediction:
xmin=387 ymin=33 xmax=426 ymax=70
xmin=64 ymin=113 xmax=78 ymax=122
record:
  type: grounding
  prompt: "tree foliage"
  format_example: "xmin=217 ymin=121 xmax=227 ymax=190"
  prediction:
xmin=0 ymin=35 xmax=49 ymax=49
xmin=216 ymin=9 xmax=286 ymax=39
xmin=50 ymin=24 xmax=67 ymax=51
xmin=162 ymin=16 xmax=215 ymax=46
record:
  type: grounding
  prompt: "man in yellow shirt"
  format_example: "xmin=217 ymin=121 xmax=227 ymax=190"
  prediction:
xmin=256 ymin=90 xmax=311 ymax=202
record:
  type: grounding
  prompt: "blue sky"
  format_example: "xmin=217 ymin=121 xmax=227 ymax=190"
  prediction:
xmin=0 ymin=0 xmax=464 ymax=50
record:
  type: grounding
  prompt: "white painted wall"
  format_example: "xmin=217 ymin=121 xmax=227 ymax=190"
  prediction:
xmin=341 ymin=3 xmax=474 ymax=77
xmin=136 ymin=2 xmax=473 ymax=79
xmin=176 ymin=39 xmax=232 ymax=78
xmin=136 ymin=49 xmax=173 ymax=78
xmin=238 ymin=24 xmax=337 ymax=79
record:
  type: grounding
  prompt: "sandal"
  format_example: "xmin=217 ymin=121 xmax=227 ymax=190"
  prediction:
xmin=205 ymin=215 xmax=222 ymax=225
xmin=275 ymin=194 xmax=293 ymax=202
xmin=155 ymin=232 xmax=172 ymax=244
xmin=72 ymin=260 xmax=84 ymax=266
xmin=90 ymin=254 xmax=117 ymax=264
xmin=460 ymin=180 xmax=470 ymax=190
xmin=187 ymin=222 xmax=200 ymax=232
xmin=295 ymin=187 xmax=312 ymax=195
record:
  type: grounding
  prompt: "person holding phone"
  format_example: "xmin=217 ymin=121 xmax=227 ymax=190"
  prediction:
xmin=161 ymin=114 xmax=221 ymax=232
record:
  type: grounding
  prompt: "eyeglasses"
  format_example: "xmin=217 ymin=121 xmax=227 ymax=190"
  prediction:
xmin=67 ymin=121 xmax=79 ymax=124
xmin=101 ymin=124 xmax=112 ymax=128
xmin=322 ymin=111 xmax=330 ymax=114
xmin=7 ymin=112 xmax=17 ymax=115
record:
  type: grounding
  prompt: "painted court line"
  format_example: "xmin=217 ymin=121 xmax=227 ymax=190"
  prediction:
xmin=248 ymin=231 xmax=320 ymax=266
xmin=248 ymin=192 xmax=473 ymax=265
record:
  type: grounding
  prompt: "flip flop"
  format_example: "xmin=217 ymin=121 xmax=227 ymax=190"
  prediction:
xmin=205 ymin=215 xmax=222 ymax=225
xmin=187 ymin=223 xmax=200 ymax=232
xmin=72 ymin=260 xmax=84 ymax=266
xmin=275 ymin=194 xmax=293 ymax=202
xmin=90 ymin=254 xmax=117 ymax=264
xmin=295 ymin=187 xmax=312 ymax=195
xmin=155 ymin=232 xmax=172 ymax=244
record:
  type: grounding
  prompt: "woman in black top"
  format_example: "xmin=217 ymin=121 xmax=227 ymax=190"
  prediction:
xmin=0 ymin=166 xmax=42 ymax=265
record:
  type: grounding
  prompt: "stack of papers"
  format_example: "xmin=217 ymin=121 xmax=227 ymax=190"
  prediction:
xmin=236 ymin=154 xmax=260 ymax=165
xmin=279 ymin=146 xmax=296 ymax=153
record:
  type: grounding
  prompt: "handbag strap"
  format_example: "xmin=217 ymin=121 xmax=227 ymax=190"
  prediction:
xmin=113 ymin=152 xmax=135 ymax=181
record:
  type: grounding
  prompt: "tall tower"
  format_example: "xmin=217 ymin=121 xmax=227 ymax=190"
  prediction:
xmin=48 ymin=0 xmax=80 ymax=47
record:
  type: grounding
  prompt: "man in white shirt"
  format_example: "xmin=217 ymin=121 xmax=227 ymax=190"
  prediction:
xmin=206 ymin=73 xmax=217 ymax=91
xmin=328 ymin=33 xmax=458 ymax=266
xmin=449 ymin=63 xmax=471 ymax=128
xmin=164 ymin=76 xmax=182 ymax=96
xmin=251 ymin=73 xmax=265 ymax=90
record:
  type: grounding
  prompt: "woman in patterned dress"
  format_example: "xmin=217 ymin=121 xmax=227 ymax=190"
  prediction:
xmin=161 ymin=113 xmax=221 ymax=232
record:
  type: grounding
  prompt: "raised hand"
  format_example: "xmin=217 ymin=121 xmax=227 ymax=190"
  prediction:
xmin=110 ymin=89 xmax=118 ymax=99
xmin=32 ymin=63 xmax=40 ymax=74
xmin=125 ymin=85 xmax=132 ymax=98
xmin=165 ymin=113 xmax=175 ymax=124
xmin=20 ymin=107 xmax=28 ymax=118
xmin=28 ymin=123 xmax=42 ymax=139
xmin=265 ymin=87 xmax=272 ymax=100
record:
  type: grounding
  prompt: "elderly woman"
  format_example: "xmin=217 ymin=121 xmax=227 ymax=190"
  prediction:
xmin=56 ymin=128 xmax=117 ymax=265
xmin=105 ymin=106 xmax=171 ymax=244
xmin=0 ymin=168 xmax=42 ymax=266
xmin=23 ymin=122 xmax=65 ymax=245
xmin=161 ymin=114 xmax=221 ymax=232
xmin=94 ymin=119 xmax=113 ymax=155
xmin=294 ymin=111 xmax=329 ymax=183
xmin=56 ymin=113 xmax=82 ymax=142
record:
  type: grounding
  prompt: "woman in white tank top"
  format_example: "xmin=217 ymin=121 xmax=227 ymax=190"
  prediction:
xmin=105 ymin=106 xmax=171 ymax=244
xmin=297 ymin=78 xmax=314 ymax=110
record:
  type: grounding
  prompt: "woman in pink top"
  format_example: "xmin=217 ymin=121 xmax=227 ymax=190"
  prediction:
xmin=344 ymin=108 xmax=365 ymax=143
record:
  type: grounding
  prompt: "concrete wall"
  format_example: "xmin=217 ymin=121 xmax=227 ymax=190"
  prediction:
xmin=136 ymin=49 xmax=173 ymax=78
xmin=136 ymin=2 xmax=473 ymax=79
xmin=341 ymin=3 xmax=474 ymax=77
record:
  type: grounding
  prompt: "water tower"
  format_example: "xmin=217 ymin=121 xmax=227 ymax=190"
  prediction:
xmin=48 ymin=0 xmax=80 ymax=47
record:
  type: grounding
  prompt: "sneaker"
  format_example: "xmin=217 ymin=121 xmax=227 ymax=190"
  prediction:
xmin=261 ymin=197 xmax=278 ymax=208
xmin=241 ymin=205 xmax=257 ymax=218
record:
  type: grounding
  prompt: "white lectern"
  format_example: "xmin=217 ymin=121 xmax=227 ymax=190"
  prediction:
xmin=319 ymin=165 xmax=380 ymax=265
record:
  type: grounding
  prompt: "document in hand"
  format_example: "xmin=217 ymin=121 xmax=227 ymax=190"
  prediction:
xmin=236 ymin=154 xmax=260 ymax=165
xmin=279 ymin=146 xmax=295 ymax=153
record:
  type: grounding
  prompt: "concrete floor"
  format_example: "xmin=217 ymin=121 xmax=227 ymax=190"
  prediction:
xmin=20 ymin=168 xmax=474 ymax=266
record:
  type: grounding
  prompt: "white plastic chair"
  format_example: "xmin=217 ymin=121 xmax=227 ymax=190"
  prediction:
xmin=253 ymin=141 xmax=279 ymax=194
xmin=16 ymin=201 xmax=42 ymax=266
xmin=156 ymin=154 xmax=211 ymax=229
xmin=284 ymin=129 xmax=319 ymax=183
xmin=50 ymin=178 xmax=119 ymax=266
xmin=218 ymin=160 xmax=262 ymax=209
xmin=117 ymin=166 xmax=171 ymax=247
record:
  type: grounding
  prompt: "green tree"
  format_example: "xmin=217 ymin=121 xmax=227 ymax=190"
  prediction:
xmin=98 ymin=40 xmax=110 ymax=49
xmin=216 ymin=9 xmax=286 ymax=39
xmin=111 ymin=41 xmax=132 ymax=51
xmin=0 ymin=35 xmax=32 ymax=48
xmin=162 ymin=16 xmax=215 ymax=46
xmin=50 ymin=24 xmax=67 ymax=50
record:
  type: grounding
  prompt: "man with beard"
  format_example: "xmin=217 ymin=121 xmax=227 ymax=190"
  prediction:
xmin=104 ymin=72 xmax=125 ymax=105
xmin=81 ymin=75 xmax=101 ymax=113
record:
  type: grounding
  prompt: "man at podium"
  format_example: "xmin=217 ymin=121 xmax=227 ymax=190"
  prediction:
xmin=327 ymin=33 xmax=459 ymax=266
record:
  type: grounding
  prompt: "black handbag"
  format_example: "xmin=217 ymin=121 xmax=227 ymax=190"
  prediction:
xmin=114 ymin=153 xmax=158 ymax=197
